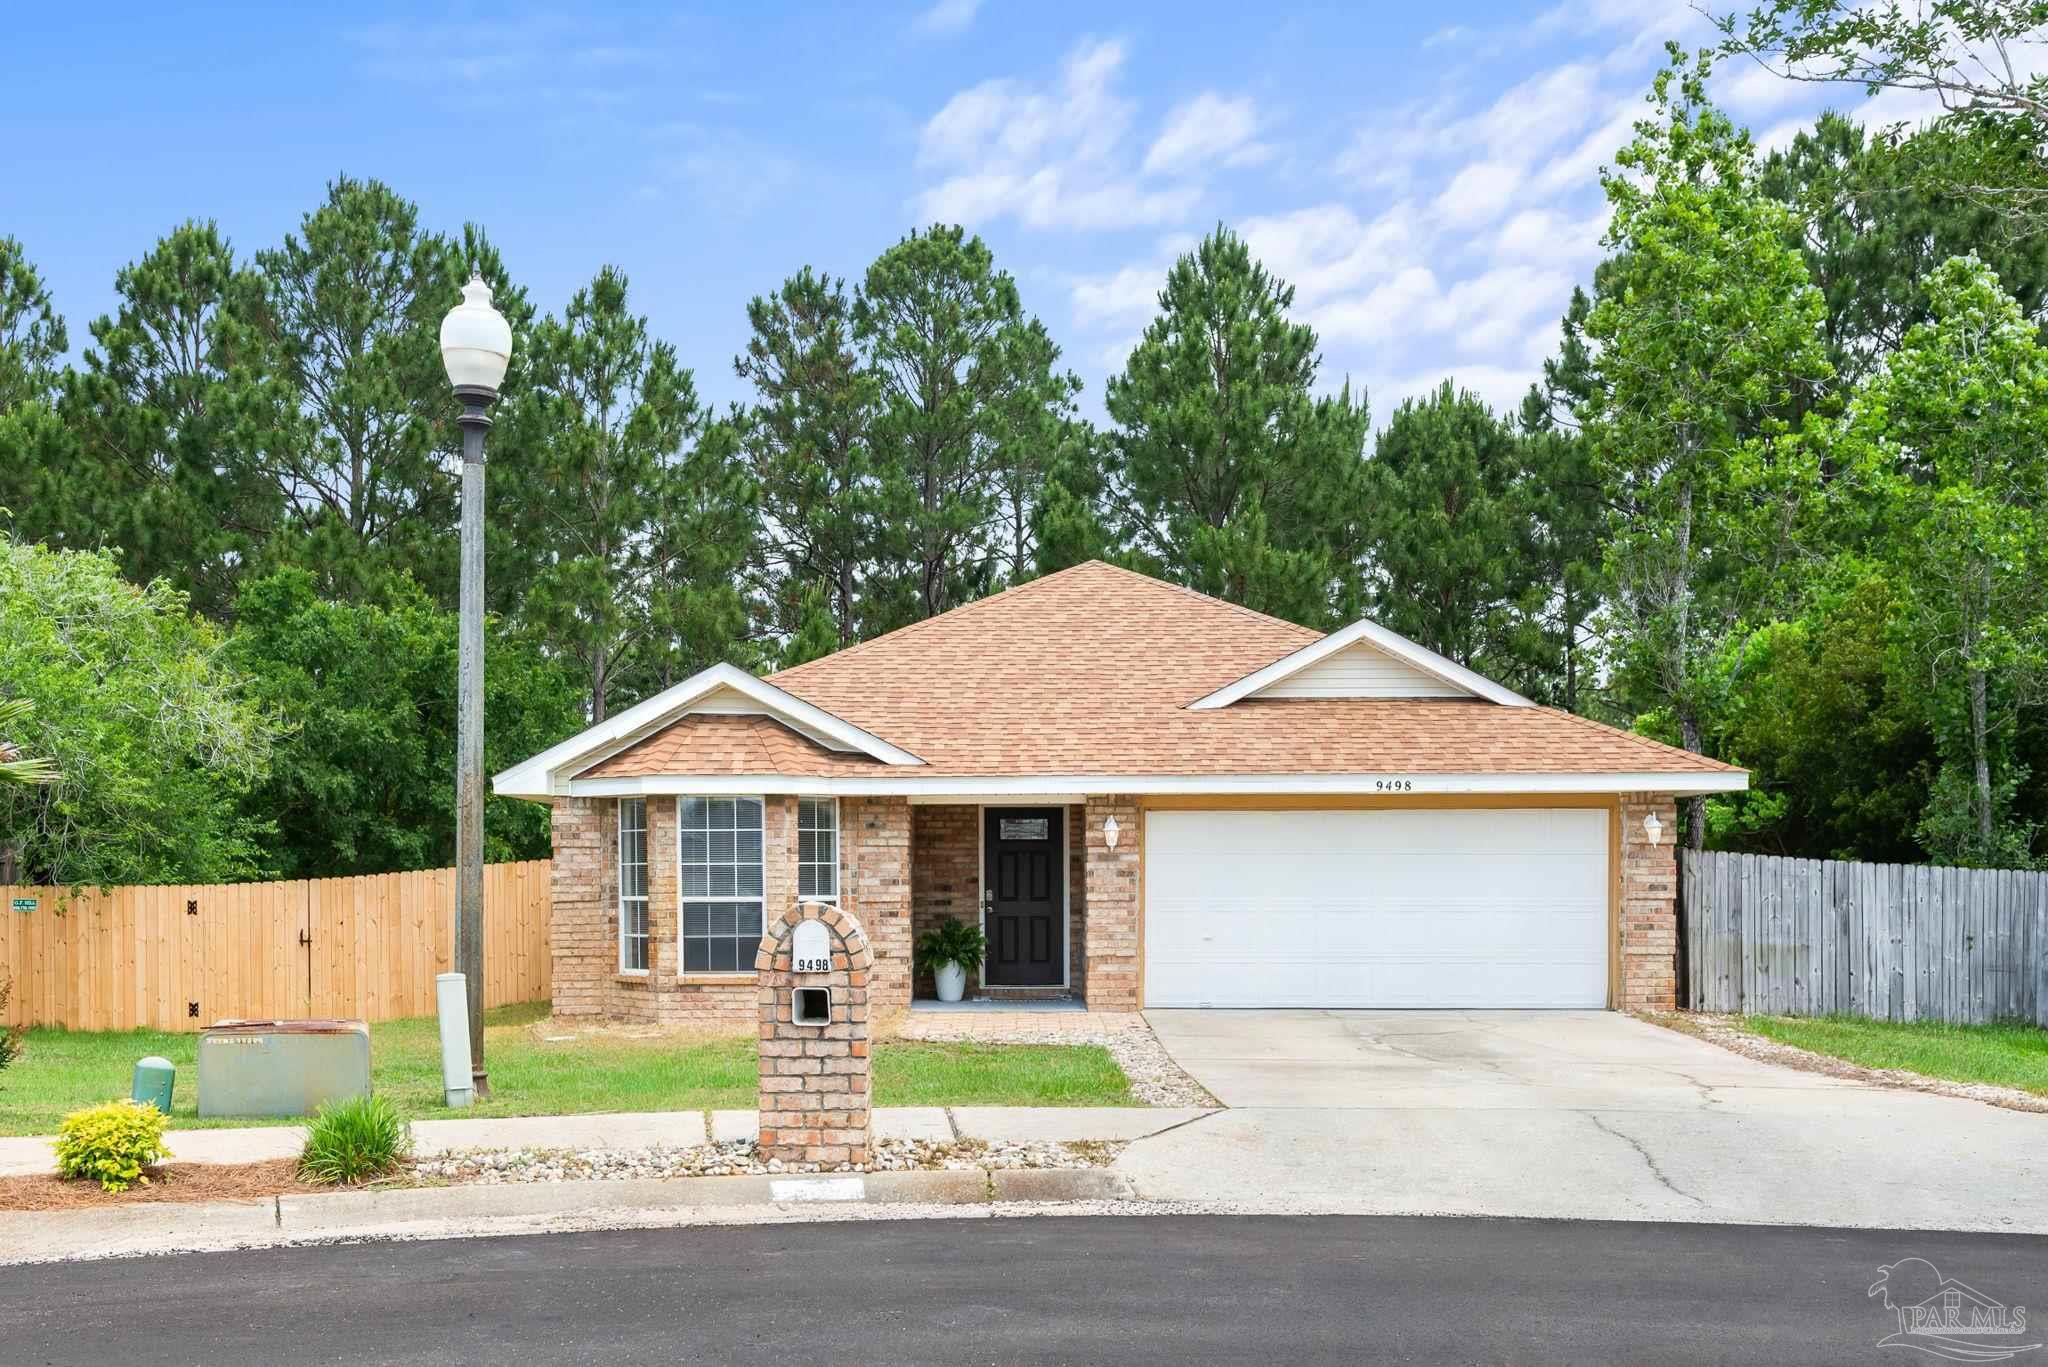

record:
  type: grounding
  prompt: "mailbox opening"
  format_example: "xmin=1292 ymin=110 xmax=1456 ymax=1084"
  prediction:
xmin=792 ymin=987 xmax=832 ymax=1027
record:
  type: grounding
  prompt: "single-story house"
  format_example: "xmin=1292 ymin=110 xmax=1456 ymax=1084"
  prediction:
xmin=495 ymin=561 xmax=1745 ymax=1023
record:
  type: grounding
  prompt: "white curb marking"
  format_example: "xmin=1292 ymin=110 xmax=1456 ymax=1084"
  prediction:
xmin=770 ymin=1177 xmax=867 ymax=1203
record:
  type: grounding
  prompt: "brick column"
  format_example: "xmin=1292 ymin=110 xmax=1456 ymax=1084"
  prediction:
xmin=1081 ymin=796 xmax=1141 ymax=1010
xmin=844 ymin=797 xmax=913 ymax=1010
xmin=1619 ymin=793 xmax=1680 ymax=1011
xmin=548 ymin=798 xmax=611 ymax=1020
xmin=755 ymin=901 xmax=873 ymax=1168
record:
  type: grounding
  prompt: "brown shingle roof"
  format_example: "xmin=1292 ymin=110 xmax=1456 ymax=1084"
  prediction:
xmin=581 ymin=714 xmax=887 ymax=779
xmin=596 ymin=561 xmax=1738 ymax=780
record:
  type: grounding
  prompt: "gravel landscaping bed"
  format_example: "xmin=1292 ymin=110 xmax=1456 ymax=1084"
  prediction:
xmin=414 ymin=1136 xmax=1125 ymax=1184
xmin=889 ymin=1011 xmax=1218 ymax=1108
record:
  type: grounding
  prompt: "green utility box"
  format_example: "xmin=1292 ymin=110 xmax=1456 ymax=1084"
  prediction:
xmin=131 ymin=1056 xmax=175 ymax=1113
xmin=197 ymin=1019 xmax=370 ymax=1117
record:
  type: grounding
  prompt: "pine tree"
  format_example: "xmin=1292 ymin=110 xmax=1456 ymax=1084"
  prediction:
xmin=497 ymin=265 xmax=752 ymax=721
xmin=1098 ymin=226 xmax=1372 ymax=627
xmin=247 ymin=177 xmax=529 ymax=604
xmin=57 ymin=222 xmax=285 ymax=619
xmin=854 ymin=225 xmax=1078 ymax=626
xmin=1365 ymin=381 xmax=1542 ymax=680
xmin=735 ymin=268 xmax=885 ymax=649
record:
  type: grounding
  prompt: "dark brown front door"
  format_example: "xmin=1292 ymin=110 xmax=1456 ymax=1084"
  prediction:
xmin=984 ymin=807 xmax=1063 ymax=986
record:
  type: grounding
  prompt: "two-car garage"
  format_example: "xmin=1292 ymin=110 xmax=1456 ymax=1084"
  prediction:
xmin=1141 ymin=806 xmax=1611 ymax=1009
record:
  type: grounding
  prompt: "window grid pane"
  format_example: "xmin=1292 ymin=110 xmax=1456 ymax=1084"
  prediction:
xmin=680 ymin=797 xmax=766 ymax=974
xmin=798 ymin=798 xmax=838 ymax=901
xmin=618 ymin=798 xmax=649 ymax=972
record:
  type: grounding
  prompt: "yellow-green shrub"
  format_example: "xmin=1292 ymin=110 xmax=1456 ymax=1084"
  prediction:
xmin=54 ymin=1100 xmax=171 ymax=1192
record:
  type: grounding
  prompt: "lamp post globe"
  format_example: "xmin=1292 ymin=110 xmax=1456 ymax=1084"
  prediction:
xmin=441 ymin=274 xmax=510 ymax=1099
xmin=440 ymin=275 xmax=512 ymax=397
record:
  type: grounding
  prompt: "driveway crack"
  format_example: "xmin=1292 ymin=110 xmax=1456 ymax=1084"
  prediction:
xmin=1586 ymin=1113 xmax=1703 ymax=1207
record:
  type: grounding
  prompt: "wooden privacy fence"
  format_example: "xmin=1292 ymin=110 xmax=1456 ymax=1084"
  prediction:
xmin=0 ymin=860 xmax=551 ymax=1031
xmin=1682 ymin=849 xmax=2048 ymax=1025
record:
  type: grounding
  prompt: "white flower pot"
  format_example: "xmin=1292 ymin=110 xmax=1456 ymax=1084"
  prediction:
xmin=934 ymin=961 xmax=969 ymax=1003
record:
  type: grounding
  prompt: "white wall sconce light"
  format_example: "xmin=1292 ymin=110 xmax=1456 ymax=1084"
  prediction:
xmin=1643 ymin=812 xmax=1663 ymax=846
xmin=1102 ymin=815 xmax=1121 ymax=849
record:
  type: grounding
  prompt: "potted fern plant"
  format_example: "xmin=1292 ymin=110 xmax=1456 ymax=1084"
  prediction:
xmin=915 ymin=919 xmax=986 ymax=1003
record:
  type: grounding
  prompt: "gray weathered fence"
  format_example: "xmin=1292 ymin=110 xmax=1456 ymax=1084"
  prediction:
xmin=1682 ymin=849 xmax=2048 ymax=1025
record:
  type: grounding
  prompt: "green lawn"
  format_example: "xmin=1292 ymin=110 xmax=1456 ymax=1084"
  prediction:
xmin=1743 ymin=1014 xmax=2048 ymax=1095
xmin=0 ymin=1002 xmax=1135 ymax=1136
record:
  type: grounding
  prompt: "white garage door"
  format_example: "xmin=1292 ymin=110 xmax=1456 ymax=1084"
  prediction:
xmin=1143 ymin=808 xmax=1609 ymax=1008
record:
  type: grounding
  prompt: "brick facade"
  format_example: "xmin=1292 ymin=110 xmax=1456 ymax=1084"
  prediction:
xmin=1618 ymin=793 xmax=1680 ymax=1011
xmin=547 ymin=793 xmax=912 ymax=1030
xmin=842 ymin=797 xmax=912 ymax=1011
xmin=755 ymin=901 xmax=872 ymax=1167
xmin=1080 ymin=796 xmax=1141 ymax=1010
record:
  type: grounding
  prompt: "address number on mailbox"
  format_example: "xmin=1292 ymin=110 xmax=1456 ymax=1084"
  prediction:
xmin=791 ymin=920 xmax=832 ymax=974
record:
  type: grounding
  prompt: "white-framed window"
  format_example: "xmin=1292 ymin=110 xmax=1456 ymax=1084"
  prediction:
xmin=798 ymin=797 xmax=838 ymax=901
xmin=618 ymin=797 xmax=649 ymax=973
xmin=679 ymin=796 xmax=765 ymax=974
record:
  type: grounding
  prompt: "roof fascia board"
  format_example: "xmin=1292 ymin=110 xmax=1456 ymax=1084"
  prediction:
xmin=562 ymin=770 xmax=1749 ymax=800
xmin=492 ymin=662 xmax=921 ymax=798
xmin=1188 ymin=619 xmax=1533 ymax=710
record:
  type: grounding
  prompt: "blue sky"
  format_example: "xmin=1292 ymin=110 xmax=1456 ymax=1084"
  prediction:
xmin=6 ymin=2 xmax=1882 ymax=423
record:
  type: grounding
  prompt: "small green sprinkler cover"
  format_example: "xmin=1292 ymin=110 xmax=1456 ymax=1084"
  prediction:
xmin=132 ymin=1055 xmax=175 ymax=1113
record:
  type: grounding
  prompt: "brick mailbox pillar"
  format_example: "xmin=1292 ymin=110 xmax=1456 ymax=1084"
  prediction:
xmin=755 ymin=900 xmax=873 ymax=1168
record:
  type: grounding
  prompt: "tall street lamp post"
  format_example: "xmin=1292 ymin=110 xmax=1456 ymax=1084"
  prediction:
xmin=439 ymin=276 xmax=512 ymax=1098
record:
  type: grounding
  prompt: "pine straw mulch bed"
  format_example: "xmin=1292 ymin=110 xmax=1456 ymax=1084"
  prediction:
xmin=0 ymin=1158 xmax=353 ymax=1212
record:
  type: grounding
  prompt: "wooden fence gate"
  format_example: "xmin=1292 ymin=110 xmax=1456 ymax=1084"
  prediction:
xmin=0 ymin=860 xmax=550 ymax=1031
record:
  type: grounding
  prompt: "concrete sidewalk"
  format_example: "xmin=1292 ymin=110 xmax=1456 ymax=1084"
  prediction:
xmin=0 ymin=1106 xmax=1209 ymax=1178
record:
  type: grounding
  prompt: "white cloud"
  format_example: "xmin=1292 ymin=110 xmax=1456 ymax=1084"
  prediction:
xmin=916 ymin=38 xmax=1205 ymax=230
xmin=1432 ymin=161 xmax=1523 ymax=228
xmin=1070 ymin=264 xmax=1163 ymax=328
xmin=1493 ymin=207 xmax=1607 ymax=270
xmin=913 ymin=0 xmax=982 ymax=36
xmin=1528 ymin=104 xmax=1638 ymax=196
xmin=1142 ymin=93 xmax=1268 ymax=176
xmin=1239 ymin=204 xmax=1415 ymax=306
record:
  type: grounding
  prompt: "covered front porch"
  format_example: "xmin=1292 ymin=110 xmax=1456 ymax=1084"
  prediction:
xmin=909 ymin=803 xmax=1094 ymax=1006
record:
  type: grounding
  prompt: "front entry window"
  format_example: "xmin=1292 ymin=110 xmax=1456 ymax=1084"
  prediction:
xmin=679 ymin=797 xmax=765 ymax=973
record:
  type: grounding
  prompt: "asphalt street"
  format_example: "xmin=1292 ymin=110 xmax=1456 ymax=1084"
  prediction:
xmin=6 ymin=1214 xmax=2045 ymax=1365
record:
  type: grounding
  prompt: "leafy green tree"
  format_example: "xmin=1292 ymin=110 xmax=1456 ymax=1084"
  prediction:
xmin=854 ymin=225 xmax=1079 ymax=624
xmin=1097 ymin=226 xmax=1373 ymax=627
xmin=1701 ymin=572 xmax=1935 ymax=861
xmin=735 ymin=267 xmax=887 ymax=649
xmin=1761 ymin=113 xmax=2048 ymax=386
xmin=497 ymin=266 xmax=748 ymax=721
xmin=0 ymin=699 xmax=56 ymax=789
xmin=0 ymin=539 xmax=276 ymax=885
xmin=55 ymin=222 xmax=286 ymax=619
xmin=1365 ymin=381 xmax=1546 ymax=682
xmin=1584 ymin=51 xmax=1833 ymax=847
xmin=227 ymin=569 xmax=580 ymax=878
xmin=1829 ymin=255 xmax=2048 ymax=865
xmin=248 ymin=178 xmax=529 ymax=604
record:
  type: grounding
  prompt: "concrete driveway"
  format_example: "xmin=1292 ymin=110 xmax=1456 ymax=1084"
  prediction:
xmin=1116 ymin=1010 xmax=2048 ymax=1232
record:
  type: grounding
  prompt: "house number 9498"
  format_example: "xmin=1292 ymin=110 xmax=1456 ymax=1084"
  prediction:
xmin=794 ymin=956 xmax=832 ymax=973
xmin=1373 ymin=779 xmax=1414 ymax=792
